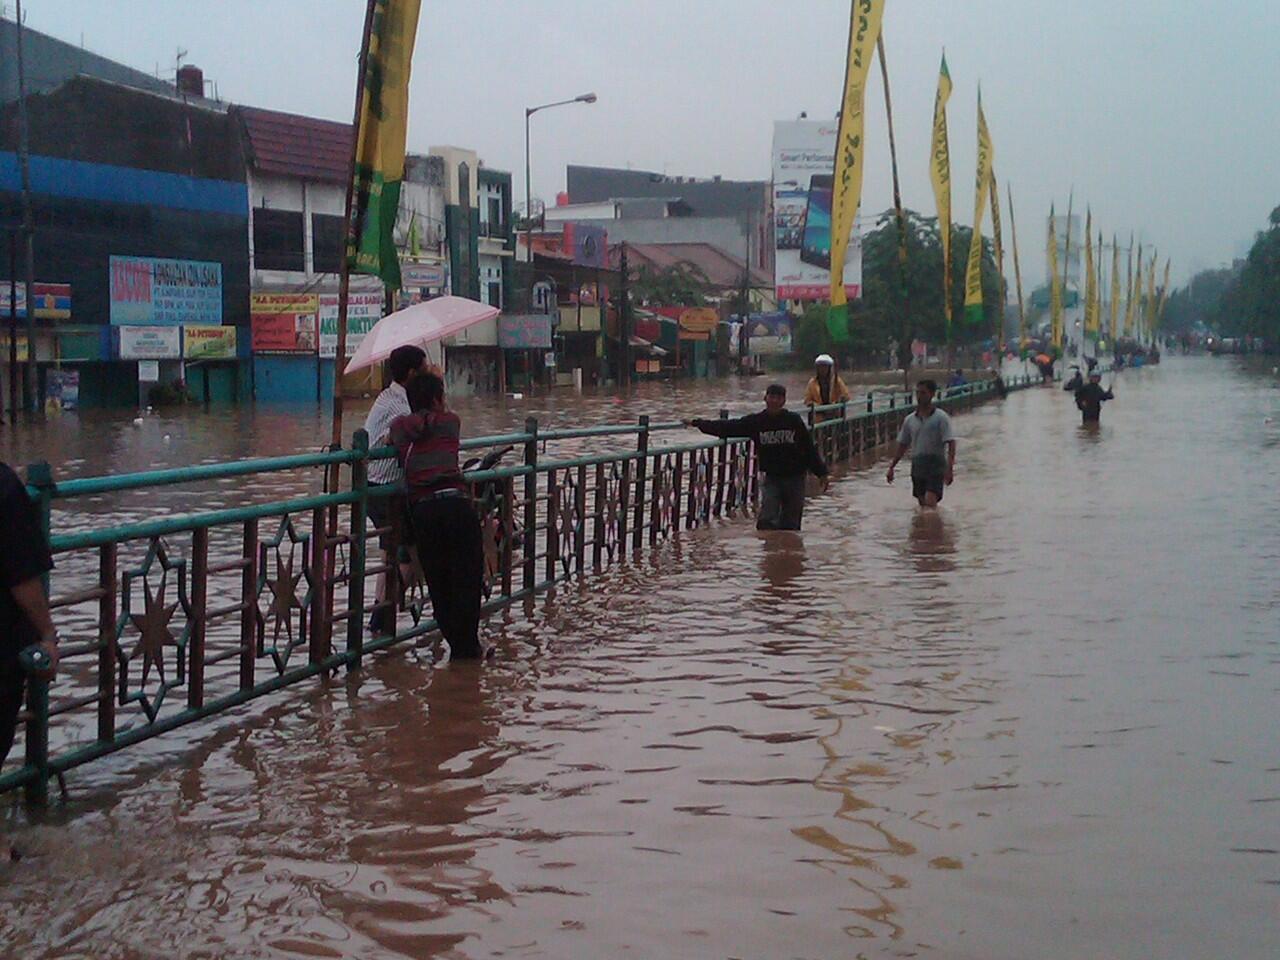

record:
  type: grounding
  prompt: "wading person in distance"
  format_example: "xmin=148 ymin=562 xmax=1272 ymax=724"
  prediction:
xmin=802 ymin=353 xmax=851 ymax=422
xmin=1075 ymin=370 xmax=1114 ymax=425
xmin=686 ymin=383 xmax=829 ymax=531
xmin=390 ymin=372 xmax=485 ymax=660
xmin=886 ymin=379 xmax=956 ymax=508
xmin=363 ymin=345 xmax=428 ymax=636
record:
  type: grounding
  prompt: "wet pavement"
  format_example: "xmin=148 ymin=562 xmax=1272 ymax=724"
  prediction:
xmin=2 ymin=356 xmax=1278 ymax=959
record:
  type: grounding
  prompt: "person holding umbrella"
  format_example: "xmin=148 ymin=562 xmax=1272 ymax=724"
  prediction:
xmin=389 ymin=372 xmax=486 ymax=660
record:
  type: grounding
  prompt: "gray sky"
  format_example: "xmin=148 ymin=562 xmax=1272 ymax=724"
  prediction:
xmin=15 ymin=0 xmax=1280 ymax=286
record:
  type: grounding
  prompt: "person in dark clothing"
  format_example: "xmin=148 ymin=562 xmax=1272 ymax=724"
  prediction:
xmin=389 ymin=373 xmax=485 ymax=660
xmin=1063 ymin=366 xmax=1084 ymax=394
xmin=686 ymin=383 xmax=829 ymax=531
xmin=0 ymin=462 xmax=58 ymax=777
xmin=1075 ymin=371 xmax=1114 ymax=424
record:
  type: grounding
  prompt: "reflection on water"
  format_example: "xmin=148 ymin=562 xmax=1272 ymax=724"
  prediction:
xmin=3 ymin=358 xmax=1279 ymax=959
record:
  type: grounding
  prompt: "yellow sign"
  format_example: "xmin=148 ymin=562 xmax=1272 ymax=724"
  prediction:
xmin=678 ymin=307 xmax=719 ymax=335
xmin=930 ymin=53 xmax=953 ymax=333
xmin=963 ymin=94 xmax=993 ymax=325
xmin=829 ymin=0 xmax=885 ymax=316
xmin=184 ymin=325 xmax=238 ymax=360
xmin=0 ymin=335 xmax=29 ymax=362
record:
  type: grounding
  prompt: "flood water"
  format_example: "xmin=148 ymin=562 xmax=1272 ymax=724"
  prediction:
xmin=2 ymin=356 xmax=1278 ymax=959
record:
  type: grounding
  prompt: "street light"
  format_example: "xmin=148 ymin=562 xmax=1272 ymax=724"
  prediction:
xmin=524 ymin=92 xmax=598 ymax=271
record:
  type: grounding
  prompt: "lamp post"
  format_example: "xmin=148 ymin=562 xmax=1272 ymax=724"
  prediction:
xmin=523 ymin=92 xmax=597 ymax=281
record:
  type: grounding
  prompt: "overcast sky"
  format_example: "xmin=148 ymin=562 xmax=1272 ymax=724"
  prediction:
xmin=14 ymin=0 xmax=1280 ymax=285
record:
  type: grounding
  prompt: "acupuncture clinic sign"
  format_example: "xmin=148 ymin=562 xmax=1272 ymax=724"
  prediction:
xmin=109 ymin=256 xmax=223 ymax=326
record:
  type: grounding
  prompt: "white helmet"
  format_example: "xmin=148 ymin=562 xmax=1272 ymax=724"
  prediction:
xmin=814 ymin=353 xmax=835 ymax=366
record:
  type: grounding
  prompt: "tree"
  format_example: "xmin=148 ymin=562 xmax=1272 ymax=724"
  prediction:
xmin=629 ymin=261 xmax=711 ymax=307
xmin=1197 ymin=205 xmax=1280 ymax=344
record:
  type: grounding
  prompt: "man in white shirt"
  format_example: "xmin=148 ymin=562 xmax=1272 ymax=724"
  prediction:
xmin=885 ymin=379 xmax=955 ymax=508
xmin=364 ymin=345 xmax=428 ymax=634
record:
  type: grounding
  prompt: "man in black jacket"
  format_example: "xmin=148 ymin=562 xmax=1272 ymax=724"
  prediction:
xmin=1075 ymin=371 xmax=1114 ymax=424
xmin=686 ymin=384 xmax=829 ymax=531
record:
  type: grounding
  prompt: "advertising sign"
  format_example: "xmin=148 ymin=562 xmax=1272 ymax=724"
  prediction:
xmin=564 ymin=222 xmax=608 ymax=268
xmin=118 ymin=325 xmax=182 ymax=359
xmin=183 ymin=325 xmax=238 ymax=360
xmin=739 ymin=312 xmax=793 ymax=356
xmin=400 ymin=262 xmax=447 ymax=289
xmin=45 ymin=369 xmax=80 ymax=411
xmin=678 ymin=307 xmax=719 ymax=335
xmin=771 ymin=120 xmax=861 ymax=301
xmin=498 ymin=313 xmax=553 ymax=349
xmin=250 ymin=293 xmax=318 ymax=354
xmin=109 ymin=257 xmax=222 ymax=326
xmin=138 ymin=360 xmax=161 ymax=382
xmin=0 ymin=282 xmax=71 ymax=319
xmin=319 ymin=292 xmax=382 ymax=358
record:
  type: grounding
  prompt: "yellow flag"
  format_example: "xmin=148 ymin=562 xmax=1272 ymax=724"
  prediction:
xmin=1109 ymin=234 xmax=1120 ymax=339
xmin=828 ymin=0 xmax=886 ymax=342
xmin=1157 ymin=258 xmax=1172 ymax=326
xmin=1128 ymin=242 xmax=1142 ymax=339
xmin=1049 ymin=207 xmax=1059 ymax=350
xmin=963 ymin=94 xmax=993 ymax=325
xmin=989 ymin=167 xmax=1006 ymax=352
xmin=1145 ymin=249 xmax=1159 ymax=335
xmin=349 ymin=0 xmax=422 ymax=288
xmin=1083 ymin=210 xmax=1097 ymax=334
xmin=929 ymin=53 xmax=953 ymax=337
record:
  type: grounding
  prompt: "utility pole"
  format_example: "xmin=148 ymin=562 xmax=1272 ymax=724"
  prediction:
xmin=14 ymin=0 xmax=37 ymax=414
xmin=618 ymin=243 xmax=630 ymax=387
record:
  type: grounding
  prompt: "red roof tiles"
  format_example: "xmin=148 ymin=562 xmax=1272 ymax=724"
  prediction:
xmin=236 ymin=106 xmax=351 ymax=183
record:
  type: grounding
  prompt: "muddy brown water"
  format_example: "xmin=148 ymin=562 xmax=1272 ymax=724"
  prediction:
xmin=1 ymin=357 xmax=1278 ymax=959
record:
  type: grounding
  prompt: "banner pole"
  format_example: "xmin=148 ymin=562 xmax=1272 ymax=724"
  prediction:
xmin=875 ymin=33 xmax=911 ymax=392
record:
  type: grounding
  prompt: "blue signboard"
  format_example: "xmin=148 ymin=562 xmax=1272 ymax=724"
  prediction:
xmin=109 ymin=256 xmax=223 ymax=326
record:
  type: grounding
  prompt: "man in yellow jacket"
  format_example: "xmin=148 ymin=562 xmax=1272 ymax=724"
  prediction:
xmin=802 ymin=354 xmax=851 ymax=422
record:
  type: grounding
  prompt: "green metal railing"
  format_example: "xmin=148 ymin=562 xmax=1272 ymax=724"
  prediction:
xmin=1 ymin=374 xmax=1036 ymax=803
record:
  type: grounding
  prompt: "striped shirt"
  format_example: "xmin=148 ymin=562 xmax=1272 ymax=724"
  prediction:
xmin=364 ymin=381 xmax=411 ymax=485
xmin=389 ymin=410 xmax=468 ymax=502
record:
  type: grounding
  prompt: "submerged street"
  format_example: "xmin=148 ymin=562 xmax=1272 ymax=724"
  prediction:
xmin=2 ymin=356 xmax=1277 ymax=959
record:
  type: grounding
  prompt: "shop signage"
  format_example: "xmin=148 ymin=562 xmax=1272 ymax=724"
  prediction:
xmin=137 ymin=360 xmax=161 ymax=382
xmin=678 ymin=307 xmax=719 ymax=335
xmin=498 ymin=313 xmax=553 ymax=350
xmin=0 ymin=281 xmax=71 ymax=319
xmin=250 ymin=293 xmax=318 ymax=354
xmin=400 ymin=262 xmax=447 ymax=288
xmin=109 ymin=256 xmax=222 ymax=326
xmin=184 ymin=325 xmax=238 ymax=360
xmin=0 ymin=335 xmax=29 ymax=361
xmin=118 ymin=325 xmax=182 ymax=359
xmin=318 ymin=292 xmax=382 ymax=358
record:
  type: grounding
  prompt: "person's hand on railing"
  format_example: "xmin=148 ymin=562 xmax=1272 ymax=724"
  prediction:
xmin=21 ymin=634 xmax=59 ymax=682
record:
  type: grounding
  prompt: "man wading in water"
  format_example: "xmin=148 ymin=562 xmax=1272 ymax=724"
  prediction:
xmin=1075 ymin=370 xmax=1114 ymax=425
xmin=886 ymin=379 xmax=956 ymax=508
xmin=686 ymin=384 xmax=829 ymax=531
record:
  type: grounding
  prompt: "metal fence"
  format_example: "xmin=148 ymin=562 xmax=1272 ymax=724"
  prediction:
xmin=1 ymin=374 xmax=1035 ymax=803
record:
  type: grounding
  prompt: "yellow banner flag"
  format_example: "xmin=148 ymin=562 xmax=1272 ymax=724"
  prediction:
xmin=348 ymin=0 xmax=422 ymax=289
xmin=1145 ymin=249 xmax=1159 ymax=335
xmin=989 ymin=167 xmax=1006 ymax=352
xmin=929 ymin=53 xmax=953 ymax=337
xmin=828 ymin=0 xmax=886 ymax=342
xmin=1157 ymin=258 xmax=1172 ymax=326
xmin=1109 ymin=234 xmax=1120 ymax=339
xmin=1083 ymin=210 xmax=1097 ymax=334
xmin=963 ymin=94 xmax=993 ymax=325
xmin=1128 ymin=242 xmax=1142 ymax=339
xmin=1049 ymin=206 xmax=1063 ymax=350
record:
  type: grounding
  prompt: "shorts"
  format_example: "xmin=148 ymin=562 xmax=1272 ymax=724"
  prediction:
xmin=910 ymin=457 xmax=946 ymax=502
xmin=366 ymin=482 xmax=412 ymax=560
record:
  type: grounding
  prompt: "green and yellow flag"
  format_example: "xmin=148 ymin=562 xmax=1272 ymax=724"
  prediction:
xmin=348 ymin=0 xmax=422 ymax=289
xmin=828 ymin=0 xmax=886 ymax=343
xmin=929 ymin=53 xmax=953 ymax=339
xmin=1128 ymin=242 xmax=1142 ymax=339
xmin=963 ymin=93 xmax=993 ymax=326
xmin=1145 ymin=248 xmax=1159 ymax=337
xmin=1109 ymin=234 xmax=1120 ymax=339
xmin=1049 ymin=206 xmax=1063 ymax=350
xmin=1083 ymin=209 xmax=1097 ymax=335
xmin=989 ymin=167 xmax=1006 ymax=353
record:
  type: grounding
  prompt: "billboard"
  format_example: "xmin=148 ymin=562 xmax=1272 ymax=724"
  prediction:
xmin=498 ymin=313 xmax=553 ymax=349
xmin=109 ymin=257 xmax=222 ymax=325
xmin=319 ymin=292 xmax=383 ymax=359
xmin=250 ymin=293 xmax=318 ymax=355
xmin=739 ymin=312 xmax=793 ymax=356
xmin=0 ymin=282 xmax=71 ymax=319
xmin=772 ymin=120 xmax=861 ymax=301
xmin=117 ymin=325 xmax=182 ymax=359
xmin=183 ymin=325 xmax=238 ymax=360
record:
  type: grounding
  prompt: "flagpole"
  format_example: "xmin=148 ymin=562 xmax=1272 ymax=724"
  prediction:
xmin=875 ymin=32 xmax=911 ymax=391
xmin=330 ymin=0 xmax=379 ymax=452
xmin=1006 ymin=183 xmax=1026 ymax=356
xmin=1062 ymin=190 xmax=1074 ymax=356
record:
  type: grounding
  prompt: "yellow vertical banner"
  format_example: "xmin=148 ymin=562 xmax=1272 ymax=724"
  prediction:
xmin=349 ymin=0 xmax=423 ymax=289
xmin=1128 ymin=243 xmax=1142 ymax=339
xmin=929 ymin=53 xmax=953 ymax=338
xmin=1145 ymin=249 xmax=1159 ymax=337
xmin=828 ymin=0 xmax=886 ymax=342
xmin=1083 ymin=209 xmax=1097 ymax=335
xmin=1007 ymin=183 xmax=1028 ymax=352
xmin=963 ymin=94 xmax=993 ymax=326
xmin=988 ymin=167 xmax=1006 ymax=353
xmin=1157 ymin=258 xmax=1172 ymax=327
xmin=1109 ymin=234 xmax=1121 ymax=340
xmin=1049 ymin=205 xmax=1063 ymax=350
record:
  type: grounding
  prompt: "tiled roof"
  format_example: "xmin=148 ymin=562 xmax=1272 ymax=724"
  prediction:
xmin=616 ymin=242 xmax=770 ymax=289
xmin=236 ymin=106 xmax=351 ymax=183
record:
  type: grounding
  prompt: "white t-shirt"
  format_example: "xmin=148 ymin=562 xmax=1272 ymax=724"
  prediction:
xmin=897 ymin=408 xmax=954 ymax=463
xmin=364 ymin=381 xmax=411 ymax=485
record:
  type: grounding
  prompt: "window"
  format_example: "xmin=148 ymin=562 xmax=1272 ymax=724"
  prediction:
xmin=488 ymin=281 xmax=502 ymax=308
xmin=487 ymin=197 xmax=503 ymax=236
xmin=253 ymin=208 xmax=304 ymax=271
xmin=311 ymin=214 xmax=345 ymax=274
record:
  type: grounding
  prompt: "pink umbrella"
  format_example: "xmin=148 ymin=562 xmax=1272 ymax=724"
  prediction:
xmin=343 ymin=296 xmax=500 ymax=373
